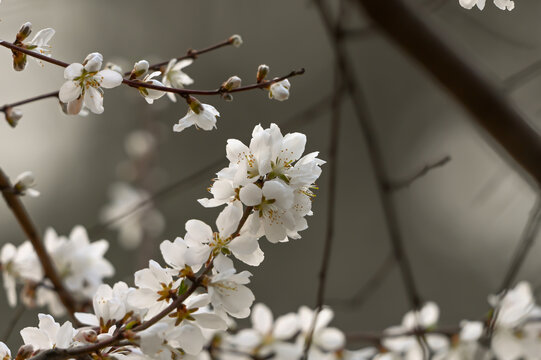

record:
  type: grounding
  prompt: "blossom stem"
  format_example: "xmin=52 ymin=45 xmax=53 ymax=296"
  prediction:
xmin=0 ymin=40 xmax=305 ymax=113
xmin=0 ymin=168 xmax=82 ymax=324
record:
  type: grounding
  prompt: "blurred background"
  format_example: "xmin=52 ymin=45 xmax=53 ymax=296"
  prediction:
xmin=1 ymin=0 xmax=540 ymax=349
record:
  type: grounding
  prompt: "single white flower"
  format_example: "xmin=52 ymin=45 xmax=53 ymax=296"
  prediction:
xmin=162 ymin=58 xmax=194 ymax=102
xmin=128 ymin=260 xmax=181 ymax=320
xmin=138 ymin=71 xmax=166 ymax=104
xmin=208 ymin=255 xmax=254 ymax=318
xmin=459 ymin=0 xmax=486 ymax=9
xmin=74 ymin=282 xmax=129 ymax=331
xmin=20 ymin=314 xmax=75 ymax=350
xmin=183 ymin=203 xmax=264 ymax=267
xmin=494 ymin=0 xmax=514 ymax=10
xmin=268 ymin=79 xmax=290 ymax=101
xmin=0 ymin=342 xmax=10 ymax=360
xmin=230 ymin=34 xmax=243 ymax=48
xmin=173 ymin=103 xmax=220 ymax=133
xmin=26 ymin=28 xmax=56 ymax=66
xmin=59 ymin=52 xmax=123 ymax=114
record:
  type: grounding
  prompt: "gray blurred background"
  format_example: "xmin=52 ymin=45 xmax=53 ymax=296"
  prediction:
xmin=1 ymin=0 xmax=541 ymax=349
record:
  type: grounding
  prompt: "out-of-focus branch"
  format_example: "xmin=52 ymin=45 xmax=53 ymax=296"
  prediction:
xmin=314 ymin=0 xmax=423 ymax=310
xmin=329 ymin=252 xmax=395 ymax=309
xmin=0 ymin=168 xmax=81 ymax=323
xmin=384 ymin=155 xmax=451 ymax=192
xmin=356 ymin=0 xmax=541 ymax=187
xmin=498 ymin=197 xmax=541 ymax=293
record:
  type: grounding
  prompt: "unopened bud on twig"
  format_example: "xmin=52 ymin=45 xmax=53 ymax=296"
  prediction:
xmin=82 ymin=52 xmax=103 ymax=72
xmin=257 ymin=64 xmax=269 ymax=83
xmin=16 ymin=22 xmax=32 ymax=43
xmin=74 ymin=329 xmax=98 ymax=343
xmin=15 ymin=344 xmax=33 ymax=360
xmin=5 ymin=107 xmax=23 ymax=128
xmin=187 ymin=96 xmax=203 ymax=114
xmin=105 ymin=62 xmax=123 ymax=74
xmin=221 ymin=76 xmax=242 ymax=91
xmin=229 ymin=34 xmax=243 ymax=48
xmin=12 ymin=51 xmax=27 ymax=72
xmin=14 ymin=171 xmax=40 ymax=197
xmin=222 ymin=93 xmax=234 ymax=102
xmin=130 ymin=60 xmax=149 ymax=80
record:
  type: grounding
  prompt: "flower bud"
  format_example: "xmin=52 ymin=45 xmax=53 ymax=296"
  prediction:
xmin=221 ymin=76 xmax=242 ymax=91
xmin=5 ymin=107 xmax=23 ymax=128
xmin=15 ymin=344 xmax=33 ymax=360
xmin=130 ymin=60 xmax=149 ymax=80
xmin=105 ymin=62 xmax=123 ymax=74
xmin=257 ymin=64 xmax=269 ymax=83
xmin=12 ymin=51 xmax=27 ymax=72
xmin=229 ymin=34 xmax=243 ymax=48
xmin=60 ymin=97 xmax=83 ymax=115
xmin=187 ymin=96 xmax=203 ymax=114
xmin=74 ymin=329 xmax=98 ymax=343
xmin=15 ymin=22 xmax=32 ymax=43
xmin=268 ymin=79 xmax=291 ymax=101
xmin=14 ymin=171 xmax=40 ymax=197
xmin=83 ymin=52 xmax=103 ymax=72
xmin=222 ymin=93 xmax=234 ymax=102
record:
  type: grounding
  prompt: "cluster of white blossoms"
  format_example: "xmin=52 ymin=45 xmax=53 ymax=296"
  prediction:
xmin=199 ymin=123 xmax=325 ymax=243
xmin=0 ymin=123 xmax=330 ymax=360
xmin=0 ymin=226 xmax=113 ymax=316
xmin=459 ymin=0 xmax=515 ymax=10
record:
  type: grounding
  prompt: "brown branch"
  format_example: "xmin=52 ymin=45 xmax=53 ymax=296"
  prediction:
xmin=0 ymin=168 xmax=81 ymax=323
xmin=0 ymin=40 xmax=304 ymax=113
xmin=328 ymin=252 xmax=395 ymax=309
xmin=383 ymin=155 xmax=451 ymax=192
xmin=356 ymin=0 xmax=541 ymax=187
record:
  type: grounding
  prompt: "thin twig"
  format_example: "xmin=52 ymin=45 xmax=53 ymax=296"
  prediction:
xmin=2 ymin=303 xmax=25 ymax=341
xmin=328 ymin=252 xmax=395 ymax=309
xmin=0 ymin=168 xmax=81 ymax=324
xmin=302 ymin=60 xmax=343 ymax=360
xmin=498 ymin=197 xmax=541 ymax=293
xmin=315 ymin=0 xmax=423 ymax=310
xmin=383 ymin=155 xmax=451 ymax=192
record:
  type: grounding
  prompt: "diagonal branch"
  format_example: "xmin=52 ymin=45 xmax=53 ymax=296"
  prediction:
xmin=0 ymin=168 xmax=81 ymax=322
xmin=356 ymin=0 xmax=541 ymax=187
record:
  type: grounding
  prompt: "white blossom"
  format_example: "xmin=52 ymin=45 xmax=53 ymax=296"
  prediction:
xmin=59 ymin=52 xmax=123 ymax=114
xmin=162 ymin=58 xmax=194 ymax=102
xmin=20 ymin=314 xmax=75 ymax=350
xmin=208 ymin=255 xmax=254 ymax=318
xmin=268 ymin=79 xmax=290 ymax=101
xmin=173 ymin=103 xmax=220 ymax=133
xmin=129 ymin=260 xmax=181 ymax=320
xmin=138 ymin=71 xmax=166 ymax=104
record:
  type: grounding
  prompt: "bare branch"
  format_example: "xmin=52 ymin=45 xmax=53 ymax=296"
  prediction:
xmin=384 ymin=156 xmax=451 ymax=192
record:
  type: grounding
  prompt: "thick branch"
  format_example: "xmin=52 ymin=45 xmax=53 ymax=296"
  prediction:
xmin=0 ymin=168 xmax=80 ymax=321
xmin=357 ymin=0 xmax=541 ymax=186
